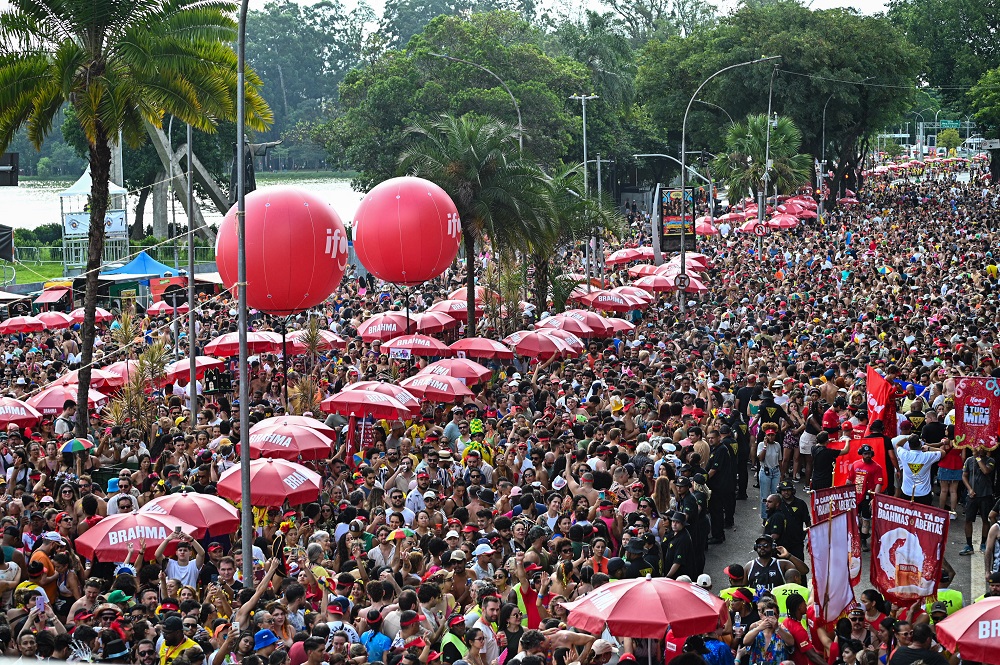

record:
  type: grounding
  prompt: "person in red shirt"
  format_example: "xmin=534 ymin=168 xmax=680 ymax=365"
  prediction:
xmin=851 ymin=445 xmax=885 ymax=553
xmin=784 ymin=593 xmax=826 ymax=665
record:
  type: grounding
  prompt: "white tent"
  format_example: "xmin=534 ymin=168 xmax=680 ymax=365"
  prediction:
xmin=60 ymin=169 xmax=128 ymax=198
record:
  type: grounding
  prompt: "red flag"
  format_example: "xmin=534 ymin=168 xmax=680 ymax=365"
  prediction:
xmin=809 ymin=513 xmax=856 ymax=624
xmin=810 ymin=485 xmax=863 ymax=587
xmin=870 ymin=494 xmax=949 ymax=607
xmin=865 ymin=366 xmax=897 ymax=438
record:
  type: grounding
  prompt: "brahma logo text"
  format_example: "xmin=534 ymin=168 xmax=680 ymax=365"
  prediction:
xmin=979 ymin=619 xmax=1000 ymax=638
xmin=367 ymin=324 xmax=398 ymax=333
xmin=250 ymin=433 xmax=291 ymax=447
xmin=107 ymin=526 xmax=169 ymax=545
xmin=283 ymin=472 xmax=310 ymax=490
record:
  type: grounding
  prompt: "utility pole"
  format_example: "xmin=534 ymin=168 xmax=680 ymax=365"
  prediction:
xmin=570 ymin=94 xmax=598 ymax=290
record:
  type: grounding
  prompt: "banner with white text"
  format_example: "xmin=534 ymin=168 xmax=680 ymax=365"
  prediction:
xmin=870 ymin=494 xmax=949 ymax=607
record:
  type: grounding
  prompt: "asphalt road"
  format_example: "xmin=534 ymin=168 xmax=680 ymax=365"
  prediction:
xmin=700 ymin=483 xmax=982 ymax=608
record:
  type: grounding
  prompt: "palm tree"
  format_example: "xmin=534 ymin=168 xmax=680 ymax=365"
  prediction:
xmin=0 ymin=0 xmax=271 ymax=435
xmin=399 ymin=114 xmax=554 ymax=336
xmin=528 ymin=163 xmax=622 ymax=313
xmin=711 ymin=114 xmax=812 ymax=202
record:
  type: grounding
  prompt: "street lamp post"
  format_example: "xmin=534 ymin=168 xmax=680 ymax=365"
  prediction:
xmin=759 ymin=67 xmax=778 ymax=229
xmin=819 ymin=93 xmax=835 ymax=221
xmin=570 ymin=94 xmax=598 ymax=290
xmin=236 ymin=0 xmax=253 ymax=585
xmin=429 ymin=53 xmax=523 ymax=151
xmin=694 ymin=99 xmax=734 ymax=126
xmin=187 ymin=124 xmax=197 ymax=416
xmin=914 ymin=107 xmax=934 ymax=162
xmin=680 ymin=56 xmax=780 ymax=312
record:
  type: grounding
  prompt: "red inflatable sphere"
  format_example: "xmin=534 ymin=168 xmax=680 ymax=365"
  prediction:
xmin=216 ymin=186 xmax=349 ymax=314
xmin=353 ymin=177 xmax=461 ymax=286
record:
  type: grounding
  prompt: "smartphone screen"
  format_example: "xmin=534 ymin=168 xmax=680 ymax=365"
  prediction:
xmin=35 ymin=596 xmax=45 ymax=614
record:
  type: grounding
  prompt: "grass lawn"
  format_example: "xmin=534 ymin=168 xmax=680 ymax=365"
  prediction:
xmin=256 ymin=169 xmax=357 ymax=182
xmin=13 ymin=262 xmax=64 ymax=284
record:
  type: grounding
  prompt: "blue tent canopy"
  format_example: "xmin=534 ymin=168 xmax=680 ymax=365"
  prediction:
xmin=101 ymin=251 xmax=175 ymax=277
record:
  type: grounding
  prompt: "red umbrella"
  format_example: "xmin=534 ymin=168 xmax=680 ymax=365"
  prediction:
xmin=69 ymin=307 xmax=114 ymax=324
xmin=253 ymin=415 xmax=336 ymax=436
xmin=400 ymin=374 xmax=475 ymax=402
xmin=419 ymin=359 xmax=492 ymax=385
xmin=627 ymin=264 xmax=660 ymax=278
xmin=449 ymin=337 xmax=514 ymax=360
xmin=163 ymin=356 xmax=225 ymax=383
xmin=695 ymin=221 xmax=719 ymax=235
xmin=36 ymin=311 xmax=74 ymax=329
xmin=935 ymin=598 xmax=1000 ymax=662
xmin=633 ymin=274 xmax=674 ymax=293
xmin=320 ymin=390 xmax=413 ymax=419
xmin=605 ymin=247 xmax=644 ymax=265
xmin=561 ymin=310 xmax=615 ymax=337
xmin=694 ymin=215 xmax=715 ymax=225
xmin=0 ymin=316 xmax=44 ymax=334
xmin=427 ymin=299 xmax=483 ymax=322
xmin=536 ymin=315 xmax=594 ymax=337
xmin=635 ymin=246 xmax=655 ymax=260
xmin=357 ymin=313 xmax=416 ymax=343
xmin=611 ymin=286 xmax=654 ymax=304
xmin=140 ymin=492 xmax=240 ymax=537
xmin=838 ymin=197 xmax=861 ymax=205
xmin=146 ymin=300 xmax=175 ymax=316
xmin=798 ymin=209 xmax=818 ymax=219
xmin=737 ymin=220 xmax=762 ymax=233
xmin=606 ymin=318 xmax=635 ymax=332
xmin=447 ymin=286 xmax=498 ymax=303
xmin=414 ymin=311 xmax=459 ymax=334
xmin=538 ymin=329 xmax=585 ymax=355
xmin=382 ymin=334 xmax=453 ymax=357
xmin=204 ymin=331 xmax=281 ymax=357
xmin=286 ymin=329 xmax=347 ymax=351
xmin=0 ymin=397 xmax=41 ymax=429
xmin=245 ymin=422 xmax=335 ymax=461
xmin=344 ymin=381 xmax=422 ymax=412
xmin=579 ymin=290 xmax=640 ymax=313
xmin=562 ymin=576 xmax=728 ymax=639
xmin=503 ymin=330 xmax=572 ymax=359
xmin=74 ymin=512 xmax=195 ymax=561
xmin=767 ymin=215 xmax=799 ymax=229
xmin=104 ymin=360 xmax=140 ymax=384
xmin=61 ymin=368 xmax=126 ymax=390
xmin=217 ymin=458 xmax=321 ymax=507
xmin=716 ymin=212 xmax=745 ymax=223
xmin=28 ymin=382 xmax=107 ymax=415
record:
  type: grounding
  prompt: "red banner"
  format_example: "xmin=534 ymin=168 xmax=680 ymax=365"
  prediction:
xmin=864 ymin=366 xmax=898 ymax=438
xmin=870 ymin=494 xmax=949 ymax=607
xmin=954 ymin=377 xmax=1000 ymax=450
xmin=810 ymin=485 xmax=862 ymax=586
xmin=833 ymin=437 xmax=887 ymax=489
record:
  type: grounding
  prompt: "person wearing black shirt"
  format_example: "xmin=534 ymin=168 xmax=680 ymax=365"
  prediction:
xmin=777 ymin=481 xmax=810 ymax=560
xmin=811 ymin=431 xmax=848 ymax=491
xmin=756 ymin=392 xmax=791 ymax=443
xmin=706 ymin=429 xmax=734 ymax=542
xmin=623 ymin=539 xmax=656 ymax=579
xmin=735 ymin=376 xmax=760 ymax=418
xmin=722 ymin=414 xmax=751 ymax=500
xmin=762 ymin=494 xmax=788 ymax=549
xmin=663 ymin=512 xmax=696 ymax=579
xmin=887 ymin=623 xmax=948 ymax=665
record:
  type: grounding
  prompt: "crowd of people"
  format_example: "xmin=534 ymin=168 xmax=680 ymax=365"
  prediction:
xmin=0 ymin=160 xmax=995 ymax=665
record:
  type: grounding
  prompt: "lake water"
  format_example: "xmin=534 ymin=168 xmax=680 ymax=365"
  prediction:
xmin=0 ymin=174 xmax=366 ymax=231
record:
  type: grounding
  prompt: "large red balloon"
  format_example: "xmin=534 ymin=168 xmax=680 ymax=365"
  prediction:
xmin=216 ymin=187 xmax=349 ymax=314
xmin=353 ymin=177 xmax=461 ymax=285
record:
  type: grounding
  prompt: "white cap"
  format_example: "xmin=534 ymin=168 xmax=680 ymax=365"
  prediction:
xmin=592 ymin=640 xmax=618 ymax=656
xmin=445 ymin=530 xmax=460 ymax=540
xmin=696 ymin=574 xmax=712 ymax=589
xmin=676 ymin=575 xmax=692 ymax=583
xmin=472 ymin=543 xmax=495 ymax=557
xmin=552 ymin=476 xmax=567 ymax=490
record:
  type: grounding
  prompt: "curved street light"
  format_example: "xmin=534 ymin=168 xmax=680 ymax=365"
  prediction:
xmin=695 ymin=99 xmax=735 ymax=126
xmin=429 ymin=53 xmax=524 ymax=151
xmin=677 ymin=56 xmax=781 ymax=312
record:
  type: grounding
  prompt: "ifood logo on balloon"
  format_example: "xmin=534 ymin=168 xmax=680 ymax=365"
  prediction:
xmin=325 ymin=229 xmax=349 ymax=270
xmin=447 ymin=212 xmax=460 ymax=238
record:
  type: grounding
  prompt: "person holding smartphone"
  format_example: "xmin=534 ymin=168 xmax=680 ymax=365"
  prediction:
xmin=742 ymin=599 xmax=795 ymax=665
xmin=155 ymin=529 xmax=206 ymax=587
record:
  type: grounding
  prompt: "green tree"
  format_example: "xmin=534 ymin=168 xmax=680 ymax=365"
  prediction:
xmin=887 ymin=0 xmax=998 ymax=110
xmin=711 ymin=114 xmax=811 ymax=202
xmin=637 ymin=1 xmax=921 ymax=191
xmin=322 ymin=11 xmax=588 ymax=190
xmin=936 ymin=128 xmax=961 ymax=152
xmin=0 ymin=0 xmax=270 ymax=436
xmin=399 ymin=114 xmax=554 ymax=336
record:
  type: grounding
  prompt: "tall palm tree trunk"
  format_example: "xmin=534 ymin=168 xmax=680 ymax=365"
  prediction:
xmin=76 ymin=125 xmax=112 ymax=437
xmin=464 ymin=231 xmax=476 ymax=337
xmin=532 ymin=251 xmax=549 ymax=314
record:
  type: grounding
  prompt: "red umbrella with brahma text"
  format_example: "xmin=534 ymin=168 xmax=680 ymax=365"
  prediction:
xmin=448 ymin=337 xmax=514 ymax=360
xmin=0 ymin=397 xmax=41 ymax=429
xmin=140 ymin=492 xmax=240 ymax=537
xmin=217 ymin=458 xmax=322 ymax=507
xmin=935 ymin=597 xmax=1000 ymax=663
xmin=357 ymin=313 xmax=416 ymax=343
xmin=74 ymin=511 xmax=195 ymax=561
xmin=400 ymin=374 xmax=475 ymax=403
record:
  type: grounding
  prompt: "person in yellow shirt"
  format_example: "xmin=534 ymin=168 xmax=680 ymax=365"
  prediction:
xmin=159 ymin=616 xmax=199 ymax=665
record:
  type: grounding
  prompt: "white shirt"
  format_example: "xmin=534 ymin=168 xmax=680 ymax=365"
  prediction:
xmin=896 ymin=447 xmax=942 ymax=496
xmin=164 ymin=558 xmax=202 ymax=587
